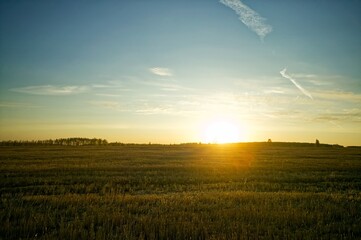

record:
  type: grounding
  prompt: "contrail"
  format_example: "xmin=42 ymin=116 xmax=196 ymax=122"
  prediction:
xmin=220 ymin=0 xmax=272 ymax=40
xmin=280 ymin=68 xmax=313 ymax=100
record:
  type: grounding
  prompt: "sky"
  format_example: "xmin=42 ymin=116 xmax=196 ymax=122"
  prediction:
xmin=0 ymin=0 xmax=360 ymax=146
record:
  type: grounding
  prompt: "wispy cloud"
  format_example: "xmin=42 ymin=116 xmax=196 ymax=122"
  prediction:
xmin=135 ymin=107 xmax=173 ymax=115
xmin=220 ymin=0 xmax=273 ymax=39
xmin=280 ymin=68 xmax=313 ymax=100
xmin=313 ymin=108 xmax=361 ymax=123
xmin=0 ymin=102 xmax=40 ymax=108
xmin=313 ymin=90 xmax=361 ymax=103
xmin=11 ymin=85 xmax=88 ymax=95
xmin=147 ymin=82 xmax=191 ymax=92
xmin=95 ymin=93 xmax=123 ymax=98
xmin=149 ymin=67 xmax=173 ymax=77
xmin=135 ymin=105 xmax=197 ymax=116
xmin=91 ymin=84 xmax=113 ymax=88
xmin=263 ymin=88 xmax=285 ymax=94
xmin=136 ymin=78 xmax=192 ymax=92
xmin=90 ymin=101 xmax=121 ymax=109
xmin=291 ymin=73 xmax=336 ymax=86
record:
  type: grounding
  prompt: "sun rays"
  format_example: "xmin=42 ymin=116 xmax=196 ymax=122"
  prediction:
xmin=201 ymin=118 xmax=248 ymax=144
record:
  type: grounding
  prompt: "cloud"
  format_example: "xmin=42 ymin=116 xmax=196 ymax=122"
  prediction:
xmin=11 ymin=85 xmax=88 ymax=95
xmin=91 ymin=84 xmax=113 ymax=88
xmin=146 ymin=82 xmax=191 ymax=92
xmin=0 ymin=102 xmax=40 ymax=108
xmin=95 ymin=93 xmax=123 ymax=98
xmin=313 ymin=109 xmax=361 ymax=123
xmin=313 ymin=90 xmax=361 ymax=103
xmin=135 ymin=107 xmax=173 ymax=115
xmin=149 ymin=67 xmax=173 ymax=77
xmin=90 ymin=101 xmax=121 ymax=109
xmin=280 ymin=68 xmax=313 ymax=100
xmin=263 ymin=88 xmax=285 ymax=94
xmin=135 ymin=105 xmax=197 ymax=116
xmin=290 ymin=73 xmax=338 ymax=86
xmin=220 ymin=0 xmax=273 ymax=39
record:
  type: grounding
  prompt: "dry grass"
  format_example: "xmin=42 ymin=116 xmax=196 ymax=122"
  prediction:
xmin=1 ymin=143 xmax=360 ymax=239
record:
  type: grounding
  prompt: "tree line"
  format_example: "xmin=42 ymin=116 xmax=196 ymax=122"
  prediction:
xmin=0 ymin=138 xmax=108 ymax=146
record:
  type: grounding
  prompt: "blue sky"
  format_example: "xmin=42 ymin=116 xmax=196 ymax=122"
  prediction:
xmin=1 ymin=0 xmax=360 ymax=145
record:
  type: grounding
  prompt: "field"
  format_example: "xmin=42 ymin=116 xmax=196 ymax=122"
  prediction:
xmin=1 ymin=143 xmax=361 ymax=239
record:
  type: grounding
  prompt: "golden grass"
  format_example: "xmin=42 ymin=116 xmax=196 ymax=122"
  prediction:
xmin=1 ymin=143 xmax=360 ymax=239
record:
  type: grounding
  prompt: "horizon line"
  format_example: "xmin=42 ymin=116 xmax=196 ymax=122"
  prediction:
xmin=0 ymin=138 xmax=355 ymax=147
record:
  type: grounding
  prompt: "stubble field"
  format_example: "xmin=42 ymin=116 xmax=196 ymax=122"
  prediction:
xmin=1 ymin=143 xmax=360 ymax=239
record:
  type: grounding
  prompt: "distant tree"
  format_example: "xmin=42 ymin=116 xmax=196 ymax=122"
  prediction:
xmin=0 ymin=137 xmax=109 ymax=146
xmin=267 ymin=139 xmax=272 ymax=143
xmin=315 ymin=139 xmax=320 ymax=147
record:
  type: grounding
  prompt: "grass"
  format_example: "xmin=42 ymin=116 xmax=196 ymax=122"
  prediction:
xmin=1 ymin=143 xmax=360 ymax=239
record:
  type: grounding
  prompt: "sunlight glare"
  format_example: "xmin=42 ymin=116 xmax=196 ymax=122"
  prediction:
xmin=202 ymin=119 xmax=244 ymax=144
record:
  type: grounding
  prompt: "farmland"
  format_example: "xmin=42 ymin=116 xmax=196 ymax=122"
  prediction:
xmin=1 ymin=143 xmax=360 ymax=239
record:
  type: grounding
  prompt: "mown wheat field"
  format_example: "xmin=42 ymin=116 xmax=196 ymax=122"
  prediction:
xmin=1 ymin=143 xmax=360 ymax=239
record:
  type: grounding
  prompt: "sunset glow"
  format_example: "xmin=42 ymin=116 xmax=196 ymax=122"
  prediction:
xmin=201 ymin=119 xmax=247 ymax=144
xmin=0 ymin=1 xmax=360 ymax=146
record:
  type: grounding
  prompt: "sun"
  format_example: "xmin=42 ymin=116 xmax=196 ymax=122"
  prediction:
xmin=201 ymin=119 xmax=244 ymax=144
